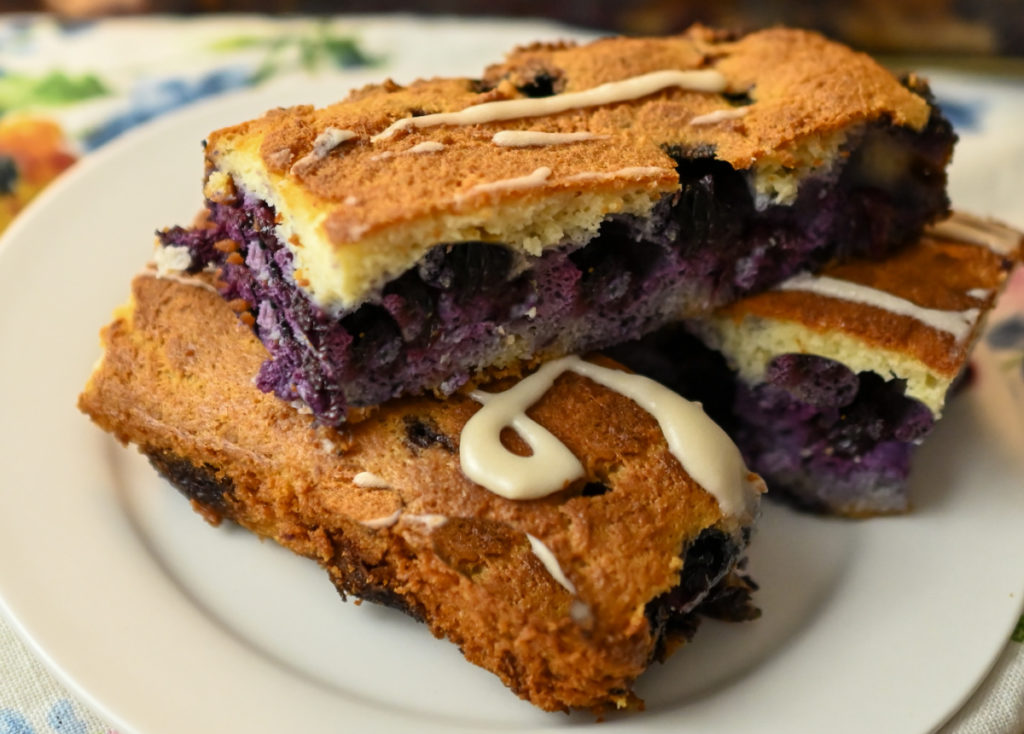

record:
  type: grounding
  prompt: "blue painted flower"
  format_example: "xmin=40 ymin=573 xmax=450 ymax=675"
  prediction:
xmin=0 ymin=155 xmax=17 ymax=195
xmin=82 ymin=65 xmax=254 ymax=150
xmin=986 ymin=315 xmax=1024 ymax=350
xmin=934 ymin=96 xmax=986 ymax=132
xmin=0 ymin=709 xmax=35 ymax=734
xmin=986 ymin=314 xmax=1024 ymax=382
xmin=0 ymin=17 xmax=38 ymax=56
xmin=54 ymin=19 xmax=95 ymax=37
xmin=47 ymin=700 xmax=88 ymax=734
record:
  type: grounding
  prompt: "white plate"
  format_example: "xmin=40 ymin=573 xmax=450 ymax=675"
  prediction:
xmin=0 ymin=37 xmax=1023 ymax=734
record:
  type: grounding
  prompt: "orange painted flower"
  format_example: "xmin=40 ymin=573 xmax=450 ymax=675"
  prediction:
xmin=0 ymin=116 xmax=77 ymax=234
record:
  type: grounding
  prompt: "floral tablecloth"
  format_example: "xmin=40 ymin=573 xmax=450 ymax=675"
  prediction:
xmin=0 ymin=14 xmax=1021 ymax=734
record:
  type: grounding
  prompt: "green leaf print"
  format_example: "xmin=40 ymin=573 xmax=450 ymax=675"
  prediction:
xmin=210 ymin=23 xmax=378 ymax=82
xmin=1013 ymin=614 xmax=1024 ymax=644
xmin=0 ymin=71 xmax=108 ymax=113
xmin=321 ymin=35 xmax=376 ymax=68
xmin=207 ymin=35 xmax=272 ymax=52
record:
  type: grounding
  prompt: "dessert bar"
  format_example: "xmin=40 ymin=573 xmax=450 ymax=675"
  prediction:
xmin=160 ymin=27 xmax=955 ymax=425
xmin=79 ymin=271 xmax=763 ymax=711
xmin=614 ymin=213 xmax=1022 ymax=516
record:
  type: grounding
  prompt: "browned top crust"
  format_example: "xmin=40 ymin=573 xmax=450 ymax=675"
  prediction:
xmin=206 ymin=25 xmax=931 ymax=259
xmin=718 ymin=219 xmax=1021 ymax=376
xmin=694 ymin=213 xmax=1023 ymax=415
xmin=79 ymin=272 xmax=759 ymax=711
xmin=254 ymin=26 xmax=930 ymax=178
xmin=480 ymin=27 xmax=930 ymax=164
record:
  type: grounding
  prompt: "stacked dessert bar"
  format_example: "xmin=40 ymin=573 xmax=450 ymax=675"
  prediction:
xmin=80 ymin=26 xmax=985 ymax=711
xmin=158 ymin=27 xmax=952 ymax=426
xmin=81 ymin=271 xmax=765 ymax=711
xmin=614 ymin=212 xmax=1023 ymax=516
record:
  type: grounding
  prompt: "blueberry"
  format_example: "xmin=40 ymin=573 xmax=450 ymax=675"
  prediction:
xmin=417 ymin=242 xmax=512 ymax=291
xmin=986 ymin=316 xmax=1024 ymax=350
xmin=516 ymin=70 xmax=562 ymax=98
xmin=0 ymin=155 xmax=17 ymax=196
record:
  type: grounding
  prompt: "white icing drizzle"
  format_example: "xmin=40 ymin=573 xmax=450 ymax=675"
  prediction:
xmin=361 ymin=509 xmax=402 ymax=529
xmin=153 ymin=245 xmax=192 ymax=275
xmin=289 ymin=400 xmax=313 ymax=415
xmin=689 ymin=107 xmax=749 ymax=125
xmin=929 ymin=212 xmax=1022 ymax=256
xmin=140 ymin=264 xmax=220 ymax=295
xmin=406 ymin=141 xmax=445 ymax=154
xmin=967 ymin=287 xmax=991 ymax=300
xmin=458 ymin=166 xmax=552 ymax=200
xmin=353 ymin=471 xmax=390 ymax=489
xmin=402 ymin=513 xmax=448 ymax=529
xmin=776 ymin=272 xmax=980 ymax=342
xmin=343 ymin=195 xmax=360 ymax=205
xmin=290 ymin=127 xmax=357 ymax=173
xmin=460 ymin=355 xmax=758 ymax=517
xmin=526 ymin=533 xmax=576 ymax=595
xmin=562 ymin=166 xmax=672 ymax=182
xmin=372 ymin=69 xmax=728 ymax=141
xmin=570 ymin=600 xmax=593 ymax=624
xmin=290 ymin=157 xmax=316 ymax=174
xmin=491 ymin=130 xmax=606 ymax=147
xmin=462 ymin=359 xmax=582 ymax=500
xmin=313 ymin=127 xmax=358 ymax=155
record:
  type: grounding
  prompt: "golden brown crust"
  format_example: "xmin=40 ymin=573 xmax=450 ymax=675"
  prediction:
xmin=715 ymin=219 xmax=1022 ymax=378
xmin=207 ymin=26 xmax=930 ymax=251
xmin=483 ymin=27 xmax=930 ymax=163
xmin=78 ymin=272 xmax=754 ymax=711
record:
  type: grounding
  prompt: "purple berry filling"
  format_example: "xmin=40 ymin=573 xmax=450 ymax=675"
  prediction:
xmin=163 ymin=101 xmax=953 ymax=426
xmin=611 ymin=328 xmax=938 ymax=516
xmin=645 ymin=526 xmax=759 ymax=658
xmin=733 ymin=354 xmax=935 ymax=515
